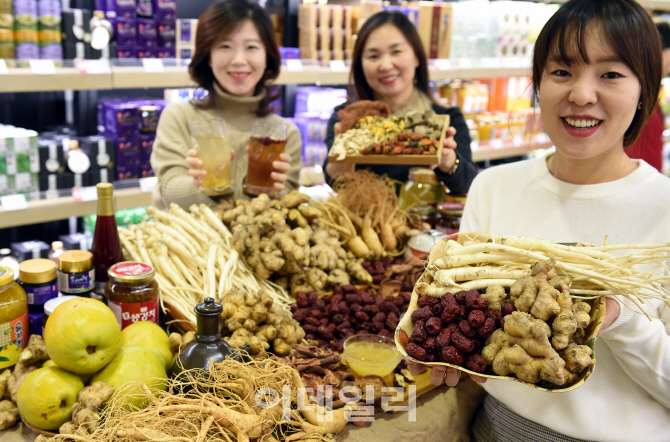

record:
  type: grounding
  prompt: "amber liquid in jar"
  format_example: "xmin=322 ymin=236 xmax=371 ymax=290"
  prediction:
xmin=245 ymin=135 xmax=287 ymax=195
xmin=0 ymin=266 xmax=28 ymax=369
xmin=106 ymin=262 xmax=159 ymax=330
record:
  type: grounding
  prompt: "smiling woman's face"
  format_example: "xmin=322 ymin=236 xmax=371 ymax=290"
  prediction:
xmin=209 ymin=19 xmax=266 ymax=97
xmin=361 ymin=23 xmax=419 ymax=104
xmin=539 ymin=27 xmax=641 ymax=162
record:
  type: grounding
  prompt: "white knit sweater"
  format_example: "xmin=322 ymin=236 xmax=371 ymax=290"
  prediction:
xmin=460 ymin=155 xmax=670 ymax=442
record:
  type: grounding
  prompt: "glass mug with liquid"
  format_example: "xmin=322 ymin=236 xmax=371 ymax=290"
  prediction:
xmin=244 ymin=121 xmax=288 ymax=196
xmin=190 ymin=118 xmax=232 ymax=196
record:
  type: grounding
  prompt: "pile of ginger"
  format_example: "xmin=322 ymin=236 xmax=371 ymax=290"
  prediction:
xmin=481 ymin=259 xmax=594 ymax=386
xmin=222 ymin=191 xmax=372 ymax=295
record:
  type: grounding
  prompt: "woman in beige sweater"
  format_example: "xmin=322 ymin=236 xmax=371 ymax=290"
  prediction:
xmin=150 ymin=0 xmax=302 ymax=210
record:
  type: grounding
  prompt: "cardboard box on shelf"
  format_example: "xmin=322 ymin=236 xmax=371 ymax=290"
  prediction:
xmin=11 ymin=240 xmax=50 ymax=261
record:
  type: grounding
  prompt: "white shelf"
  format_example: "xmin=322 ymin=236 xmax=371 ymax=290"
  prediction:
xmin=472 ymin=137 xmax=552 ymax=162
xmin=0 ymin=186 xmax=152 ymax=229
xmin=0 ymin=61 xmax=532 ymax=92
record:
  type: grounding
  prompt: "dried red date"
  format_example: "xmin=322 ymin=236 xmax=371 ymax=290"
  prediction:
xmin=371 ymin=322 xmax=385 ymax=333
xmin=320 ymin=317 xmax=329 ymax=325
xmin=336 ymin=321 xmax=351 ymax=333
xmin=411 ymin=306 xmax=433 ymax=323
xmin=333 ymin=285 xmax=343 ymax=295
xmin=343 ymin=284 xmax=358 ymax=294
xmin=431 ymin=303 xmax=444 ymax=316
xmin=440 ymin=345 xmax=464 ymax=365
xmin=425 ymin=317 xmax=443 ymax=335
xmin=321 ymin=294 xmax=331 ymax=303
xmin=340 ymin=328 xmax=355 ymax=339
xmin=467 ymin=310 xmax=485 ymax=328
xmin=295 ymin=291 xmax=309 ymax=308
xmin=401 ymin=281 xmax=414 ymax=292
xmin=459 ymin=320 xmax=476 ymax=338
xmin=470 ymin=297 xmax=490 ymax=311
xmin=501 ymin=301 xmax=516 ymax=316
xmin=350 ymin=303 xmax=363 ymax=312
xmin=330 ymin=294 xmax=343 ymax=305
xmin=317 ymin=325 xmax=334 ymax=340
xmin=372 ymin=274 xmax=385 ymax=284
xmin=361 ymin=292 xmax=376 ymax=305
xmin=441 ymin=304 xmax=460 ymax=324
xmin=378 ymin=329 xmax=392 ymax=339
xmin=372 ymin=312 xmax=386 ymax=323
xmin=418 ymin=296 xmax=440 ymax=308
xmin=477 ymin=317 xmax=498 ymax=339
xmin=345 ymin=294 xmax=362 ymax=304
xmin=399 ymin=292 xmax=412 ymax=304
xmin=441 ymin=293 xmax=457 ymax=307
xmin=465 ymin=354 xmax=487 ymax=373
xmin=304 ymin=333 xmax=316 ymax=341
xmin=406 ymin=343 xmax=428 ymax=361
xmin=293 ymin=308 xmax=309 ymax=322
xmin=486 ymin=309 xmax=503 ymax=321
xmin=451 ymin=331 xmax=475 ymax=353
xmin=304 ymin=317 xmax=320 ymax=327
xmin=464 ymin=291 xmax=480 ymax=310
xmin=339 ymin=302 xmax=351 ymax=316
xmin=331 ymin=314 xmax=344 ymax=324
xmin=385 ymin=312 xmax=399 ymax=330
xmin=327 ymin=322 xmax=337 ymax=332
xmin=410 ymin=320 xmax=427 ymax=343
xmin=302 ymin=324 xmax=317 ymax=334
xmin=427 ymin=353 xmax=438 ymax=363
xmin=435 ymin=327 xmax=453 ymax=348
xmin=471 ymin=337 xmax=483 ymax=355
xmin=391 ymin=296 xmax=405 ymax=307
xmin=381 ymin=300 xmax=401 ymax=315
xmin=354 ymin=311 xmax=370 ymax=322
xmin=290 ymin=304 xmax=298 ymax=314
xmin=310 ymin=309 xmax=323 ymax=319
xmin=423 ymin=336 xmax=437 ymax=352
xmin=454 ymin=291 xmax=467 ymax=304
xmin=307 ymin=291 xmax=319 ymax=305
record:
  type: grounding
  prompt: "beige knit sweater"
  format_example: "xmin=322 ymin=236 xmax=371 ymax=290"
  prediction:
xmin=150 ymin=84 xmax=303 ymax=210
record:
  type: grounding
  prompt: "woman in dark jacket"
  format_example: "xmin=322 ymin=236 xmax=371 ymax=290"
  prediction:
xmin=324 ymin=11 xmax=478 ymax=194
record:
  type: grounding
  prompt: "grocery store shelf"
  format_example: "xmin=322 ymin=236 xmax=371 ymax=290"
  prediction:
xmin=0 ymin=186 xmax=152 ymax=229
xmin=551 ymin=0 xmax=670 ymax=8
xmin=0 ymin=60 xmax=533 ymax=92
xmin=472 ymin=137 xmax=553 ymax=162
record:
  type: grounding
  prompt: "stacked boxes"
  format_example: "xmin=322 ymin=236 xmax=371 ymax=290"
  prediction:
xmin=97 ymin=97 xmax=164 ymax=180
xmin=62 ymin=8 xmax=93 ymax=59
xmin=175 ymin=18 xmax=195 ymax=60
xmin=298 ymin=3 xmax=354 ymax=65
xmin=37 ymin=0 xmax=61 ymax=61
xmin=0 ymin=125 xmax=40 ymax=198
xmin=13 ymin=0 xmax=39 ymax=61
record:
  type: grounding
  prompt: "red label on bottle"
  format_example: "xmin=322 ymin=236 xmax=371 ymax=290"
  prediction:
xmin=108 ymin=297 xmax=159 ymax=329
xmin=110 ymin=262 xmax=153 ymax=277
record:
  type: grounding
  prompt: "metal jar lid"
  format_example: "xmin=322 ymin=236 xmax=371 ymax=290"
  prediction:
xmin=108 ymin=261 xmax=155 ymax=284
xmin=58 ymin=250 xmax=93 ymax=273
xmin=408 ymin=167 xmax=439 ymax=184
xmin=19 ymin=259 xmax=57 ymax=284
xmin=0 ymin=266 xmax=14 ymax=286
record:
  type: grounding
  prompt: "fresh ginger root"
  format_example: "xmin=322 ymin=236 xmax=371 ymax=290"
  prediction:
xmin=346 ymin=260 xmax=372 ymax=284
xmin=510 ymin=259 xmax=561 ymax=320
xmin=0 ymin=369 xmax=10 ymax=399
xmin=18 ymin=334 xmax=49 ymax=365
xmin=0 ymin=400 xmax=19 ymax=430
xmin=71 ymin=402 xmax=101 ymax=433
xmin=482 ymin=285 xmax=507 ymax=311
xmin=551 ymin=290 xmax=578 ymax=350
xmin=492 ymin=344 xmax=568 ymax=385
xmin=7 ymin=364 xmax=37 ymax=403
xmin=573 ymin=301 xmax=592 ymax=329
xmin=78 ymin=381 xmax=114 ymax=410
xmin=561 ymin=343 xmax=593 ymax=374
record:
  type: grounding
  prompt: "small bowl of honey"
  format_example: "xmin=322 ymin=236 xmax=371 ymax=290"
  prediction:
xmin=343 ymin=334 xmax=402 ymax=377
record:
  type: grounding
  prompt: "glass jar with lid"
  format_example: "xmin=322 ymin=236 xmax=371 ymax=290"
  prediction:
xmin=106 ymin=262 xmax=159 ymax=330
xmin=58 ymin=250 xmax=95 ymax=297
xmin=436 ymin=200 xmax=466 ymax=235
xmin=0 ymin=266 xmax=28 ymax=369
xmin=398 ymin=168 xmax=446 ymax=227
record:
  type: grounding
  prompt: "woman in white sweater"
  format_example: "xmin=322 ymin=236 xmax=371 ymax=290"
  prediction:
xmin=410 ymin=0 xmax=670 ymax=441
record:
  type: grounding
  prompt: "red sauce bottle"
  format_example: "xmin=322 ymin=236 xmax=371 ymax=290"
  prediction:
xmin=91 ymin=183 xmax=123 ymax=304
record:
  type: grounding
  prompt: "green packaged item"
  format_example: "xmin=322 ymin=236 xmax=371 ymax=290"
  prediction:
xmin=0 ymin=28 xmax=13 ymax=58
xmin=115 ymin=209 xmax=134 ymax=229
xmin=0 ymin=175 xmax=7 ymax=196
xmin=12 ymin=130 xmax=39 ymax=174
xmin=9 ymin=172 xmax=39 ymax=195
xmin=83 ymin=214 xmax=97 ymax=235
xmin=131 ymin=207 xmax=149 ymax=225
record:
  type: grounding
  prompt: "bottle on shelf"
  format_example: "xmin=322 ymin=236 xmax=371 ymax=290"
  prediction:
xmin=0 ymin=249 xmax=19 ymax=280
xmin=49 ymin=241 xmax=64 ymax=264
xmin=91 ymin=183 xmax=123 ymax=304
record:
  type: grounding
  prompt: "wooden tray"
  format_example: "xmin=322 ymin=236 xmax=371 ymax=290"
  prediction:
xmin=394 ymin=232 xmax=606 ymax=393
xmin=328 ymin=115 xmax=449 ymax=166
xmin=21 ymin=415 xmax=57 ymax=437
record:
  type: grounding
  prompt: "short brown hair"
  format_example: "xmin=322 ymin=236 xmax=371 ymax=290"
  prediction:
xmin=532 ymin=0 xmax=662 ymax=146
xmin=189 ymin=0 xmax=280 ymax=117
xmin=350 ymin=11 xmax=433 ymax=103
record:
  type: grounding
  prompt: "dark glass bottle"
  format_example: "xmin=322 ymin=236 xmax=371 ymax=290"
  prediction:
xmin=91 ymin=183 xmax=123 ymax=304
xmin=169 ymin=298 xmax=243 ymax=378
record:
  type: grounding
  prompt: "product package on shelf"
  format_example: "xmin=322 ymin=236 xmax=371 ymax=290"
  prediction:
xmin=0 ymin=126 xmax=40 ymax=198
xmin=59 ymin=232 xmax=93 ymax=251
xmin=13 ymin=0 xmax=39 ymax=62
xmin=156 ymin=18 xmax=174 ymax=47
xmin=104 ymin=0 xmax=136 ymax=19
xmin=176 ymin=18 xmax=196 ymax=47
xmin=113 ymin=16 xmax=136 ymax=46
xmin=136 ymin=17 xmax=156 ymax=46
xmin=61 ymin=8 xmax=91 ymax=43
xmin=11 ymin=240 xmax=50 ymax=261
xmin=153 ymin=0 xmax=175 ymax=22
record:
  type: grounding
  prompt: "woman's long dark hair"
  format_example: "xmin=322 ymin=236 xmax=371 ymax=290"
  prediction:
xmin=189 ymin=0 xmax=280 ymax=116
xmin=350 ymin=11 xmax=433 ymax=103
xmin=532 ymin=0 xmax=662 ymax=146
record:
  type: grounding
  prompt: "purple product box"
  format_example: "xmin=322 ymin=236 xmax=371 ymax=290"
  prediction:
xmin=39 ymin=42 xmax=63 ymax=60
xmin=137 ymin=18 xmax=156 ymax=47
xmin=114 ymin=17 xmax=136 ymax=46
xmin=16 ymin=42 xmax=39 ymax=59
xmin=95 ymin=0 xmax=105 ymax=10
xmin=12 ymin=0 xmax=38 ymax=27
xmin=101 ymin=102 xmax=138 ymax=138
xmin=155 ymin=46 xmax=174 ymax=58
xmin=105 ymin=0 xmax=136 ymax=19
xmin=279 ymin=47 xmax=301 ymax=60
xmin=37 ymin=0 xmax=61 ymax=27
xmin=136 ymin=46 xmax=155 ymax=58
xmin=153 ymin=0 xmax=175 ymax=22
xmin=138 ymin=133 xmax=154 ymax=177
xmin=177 ymin=46 xmax=193 ymax=59
xmin=115 ymin=136 xmax=139 ymax=180
xmin=177 ymin=19 xmax=193 ymax=43
xmin=157 ymin=20 xmax=175 ymax=47
xmin=136 ymin=0 xmax=153 ymax=18
xmin=116 ymin=45 xmax=136 ymax=58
